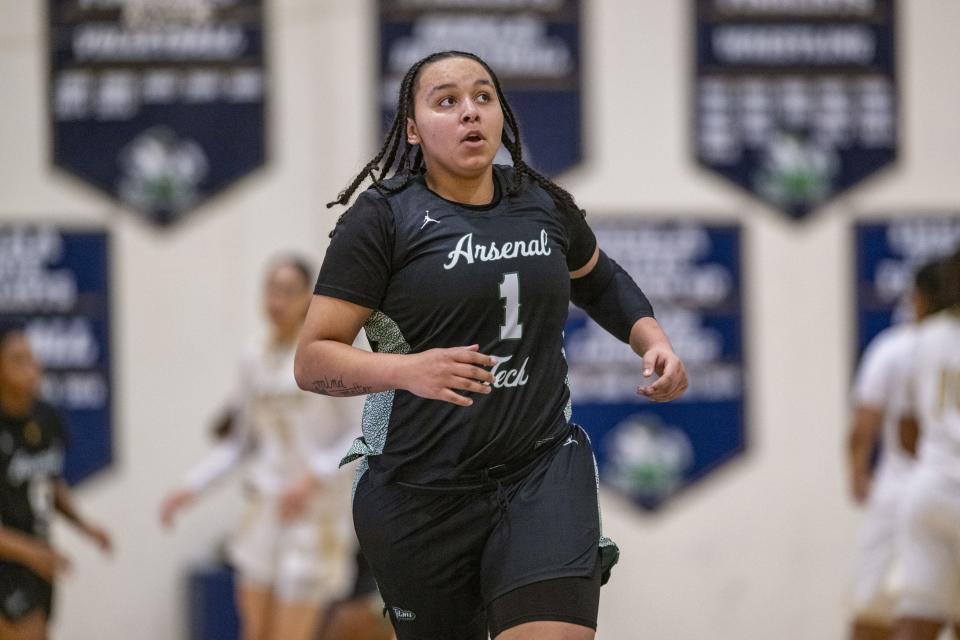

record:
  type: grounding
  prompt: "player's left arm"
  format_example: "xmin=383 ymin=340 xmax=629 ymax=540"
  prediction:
xmin=847 ymin=406 xmax=884 ymax=503
xmin=570 ymin=246 xmax=688 ymax=402
xmin=53 ymin=480 xmax=112 ymax=553
xmin=898 ymin=415 xmax=920 ymax=457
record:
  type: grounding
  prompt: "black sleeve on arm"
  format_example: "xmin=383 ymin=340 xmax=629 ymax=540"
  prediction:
xmin=563 ymin=208 xmax=598 ymax=271
xmin=570 ymin=250 xmax=654 ymax=344
xmin=314 ymin=191 xmax=395 ymax=310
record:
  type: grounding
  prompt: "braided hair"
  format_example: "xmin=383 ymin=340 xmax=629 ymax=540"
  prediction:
xmin=327 ymin=51 xmax=583 ymax=223
xmin=915 ymin=260 xmax=951 ymax=315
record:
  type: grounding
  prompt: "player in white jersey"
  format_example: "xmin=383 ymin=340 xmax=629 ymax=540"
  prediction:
xmin=894 ymin=250 xmax=960 ymax=640
xmin=849 ymin=262 xmax=949 ymax=640
xmin=159 ymin=257 xmax=361 ymax=640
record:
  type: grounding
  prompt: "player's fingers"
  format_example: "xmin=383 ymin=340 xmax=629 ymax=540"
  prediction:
xmin=652 ymin=356 xmax=684 ymax=387
xmin=450 ymin=376 xmax=492 ymax=395
xmin=648 ymin=370 xmax=681 ymax=396
xmin=453 ymin=363 xmax=495 ymax=383
xmin=654 ymin=374 xmax=688 ymax=401
xmin=667 ymin=365 xmax=690 ymax=399
xmin=439 ymin=389 xmax=474 ymax=407
xmin=453 ymin=350 xmax=497 ymax=367
xmin=646 ymin=372 xmax=678 ymax=397
xmin=639 ymin=370 xmax=683 ymax=401
xmin=647 ymin=387 xmax=677 ymax=402
xmin=641 ymin=350 xmax=659 ymax=378
xmin=452 ymin=344 xmax=480 ymax=351
xmin=639 ymin=387 xmax=673 ymax=403
xmin=638 ymin=368 xmax=671 ymax=394
xmin=638 ymin=384 xmax=665 ymax=401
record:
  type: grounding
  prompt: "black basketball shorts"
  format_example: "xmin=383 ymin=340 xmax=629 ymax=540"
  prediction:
xmin=0 ymin=563 xmax=54 ymax=622
xmin=347 ymin=547 xmax=380 ymax=600
xmin=353 ymin=424 xmax=613 ymax=639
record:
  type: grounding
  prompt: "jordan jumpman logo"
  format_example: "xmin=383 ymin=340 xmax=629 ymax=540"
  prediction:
xmin=420 ymin=211 xmax=440 ymax=230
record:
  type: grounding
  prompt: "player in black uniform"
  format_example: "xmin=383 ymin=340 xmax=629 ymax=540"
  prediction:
xmin=295 ymin=51 xmax=687 ymax=640
xmin=0 ymin=323 xmax=112 ymax=640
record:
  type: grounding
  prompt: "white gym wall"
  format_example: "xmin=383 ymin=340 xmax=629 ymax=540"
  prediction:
xmin=1 ymin=1 xmax=959 ymax=638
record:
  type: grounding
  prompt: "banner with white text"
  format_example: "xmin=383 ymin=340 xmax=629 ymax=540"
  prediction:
xmin=0 ymin=226 xmax=112 ymax=485
xmin=49 ymin=0 xmax=267 ymax=226
xmin=565 ymin=220 xmax=744 ymax=511
xmin=695 ymin=0 xmax=898 ymax=219
xmin=379 ymin=0 xmax=582 ymax=177
xmin=855 ymin=215 xmax=960 ymax=358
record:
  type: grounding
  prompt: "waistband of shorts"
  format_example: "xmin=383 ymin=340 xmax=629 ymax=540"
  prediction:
xmin=393 ymin=424 xmax=578 ymax=494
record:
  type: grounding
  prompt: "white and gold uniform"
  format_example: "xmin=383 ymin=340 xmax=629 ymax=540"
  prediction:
xmin=898 ymin=310 xmax=960 ymax=620
xmin=183 ymin=338 xmax=361 ymax=603
xmin=851 ymin=323 xmax=916 ymax=622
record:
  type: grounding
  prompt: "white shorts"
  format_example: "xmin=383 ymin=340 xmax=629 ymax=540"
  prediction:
xmin=229 ymin=476 xmax=356 ymax=604
xmin=852 ymin=480 xmax=904 ymax=623
xmin=897 ymin=467 xmax=960 ymax=621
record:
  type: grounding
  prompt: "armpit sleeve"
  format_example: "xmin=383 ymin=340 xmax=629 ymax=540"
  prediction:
xmin=570 ymin=250 xmax=655 ymax=343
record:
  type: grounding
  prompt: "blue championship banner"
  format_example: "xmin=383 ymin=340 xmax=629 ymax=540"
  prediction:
xmin=49 ymin=0 xmax=267 ymax=226
xmin=695 ymin=0 xmax=898 ymax=219
xmin=379 ymin=0 xmax=581 ymax=177
xmin=855 ymin=215 xmax=960 ymax=357
xmin=565 ymin=220 xmax=744 ymax=511
xmin=0 ymin=226 xmax=112 ymax=485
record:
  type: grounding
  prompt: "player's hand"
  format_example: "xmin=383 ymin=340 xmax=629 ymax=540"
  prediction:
xmin=159 ymin=488 xmax=196 ymax=529
xmin=278 ymin=475 xmax=318 ymax=522
xmin=400 ymin=345 xmax=496 ymax=407
xmin=637 ymin=345 xmax=688 ymax=402
xmin=24 ymin=542 xmax=71 ymax=583
xmin=84 ymin=523 xmax=113 ymax=554
xmin=851 ymin=469 xmax=872 ymax=504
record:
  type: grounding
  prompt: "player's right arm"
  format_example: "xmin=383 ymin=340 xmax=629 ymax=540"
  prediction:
xmin=847 ymin=406 xmax=883 ymax=503
xmin=0 ymin=527 xmax=70 ymax=582
xmin=299 ymin=192 xmax=493 ymax=407
xmin=294 ymin=295 xmax=494 ymax=407
xmin=848 ymin=331 xmax=898 ymax=503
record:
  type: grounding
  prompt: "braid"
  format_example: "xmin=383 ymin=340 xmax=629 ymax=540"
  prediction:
xmin=326 ymin=55 xmax=432 ymax=210
xmin=482 ymin=58 xmax=584 ymax=219
xmin=326 ymin=113 xmax=402 ymax=208
xmin=327 ymin=50 xmax=585 ymax=226
xmin=518 ymin=160 xmax=582 ymax=218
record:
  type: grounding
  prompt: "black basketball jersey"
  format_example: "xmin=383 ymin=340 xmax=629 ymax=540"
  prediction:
xmin=315 ymin=165 xmax=597 ymax=485
xmin=0 ymin=402 xmax=65 ymax=541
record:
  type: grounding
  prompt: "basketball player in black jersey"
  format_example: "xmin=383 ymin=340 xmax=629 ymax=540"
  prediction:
xmin=0 ymin=323 xmax=112 ymax=640
xmin=295 ymin=51 xmax=687 ymax=640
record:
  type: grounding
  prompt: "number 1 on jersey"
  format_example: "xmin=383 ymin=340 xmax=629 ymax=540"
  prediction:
xmin=499 ymin=272 xmax=522 ymax=340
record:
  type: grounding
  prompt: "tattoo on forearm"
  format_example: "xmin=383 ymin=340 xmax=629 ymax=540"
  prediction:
xmin=311 ymin=376 xmax=373 ymax=397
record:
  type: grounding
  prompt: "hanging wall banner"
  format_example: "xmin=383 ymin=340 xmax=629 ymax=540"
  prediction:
xmin=49 ymin=0 xmax=267 ymax=226
xmin=695 ymin=0 xmax=898 ymax=219
xmin=0 ymin=226 xmax=112 ymax=485
xmin=565 ymin=220 xmax=744 ymax=511
xmin=379 ymin=0 xmax=581 ymax=177
xmin=855 ymin=215 xmax=960 ymax=357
